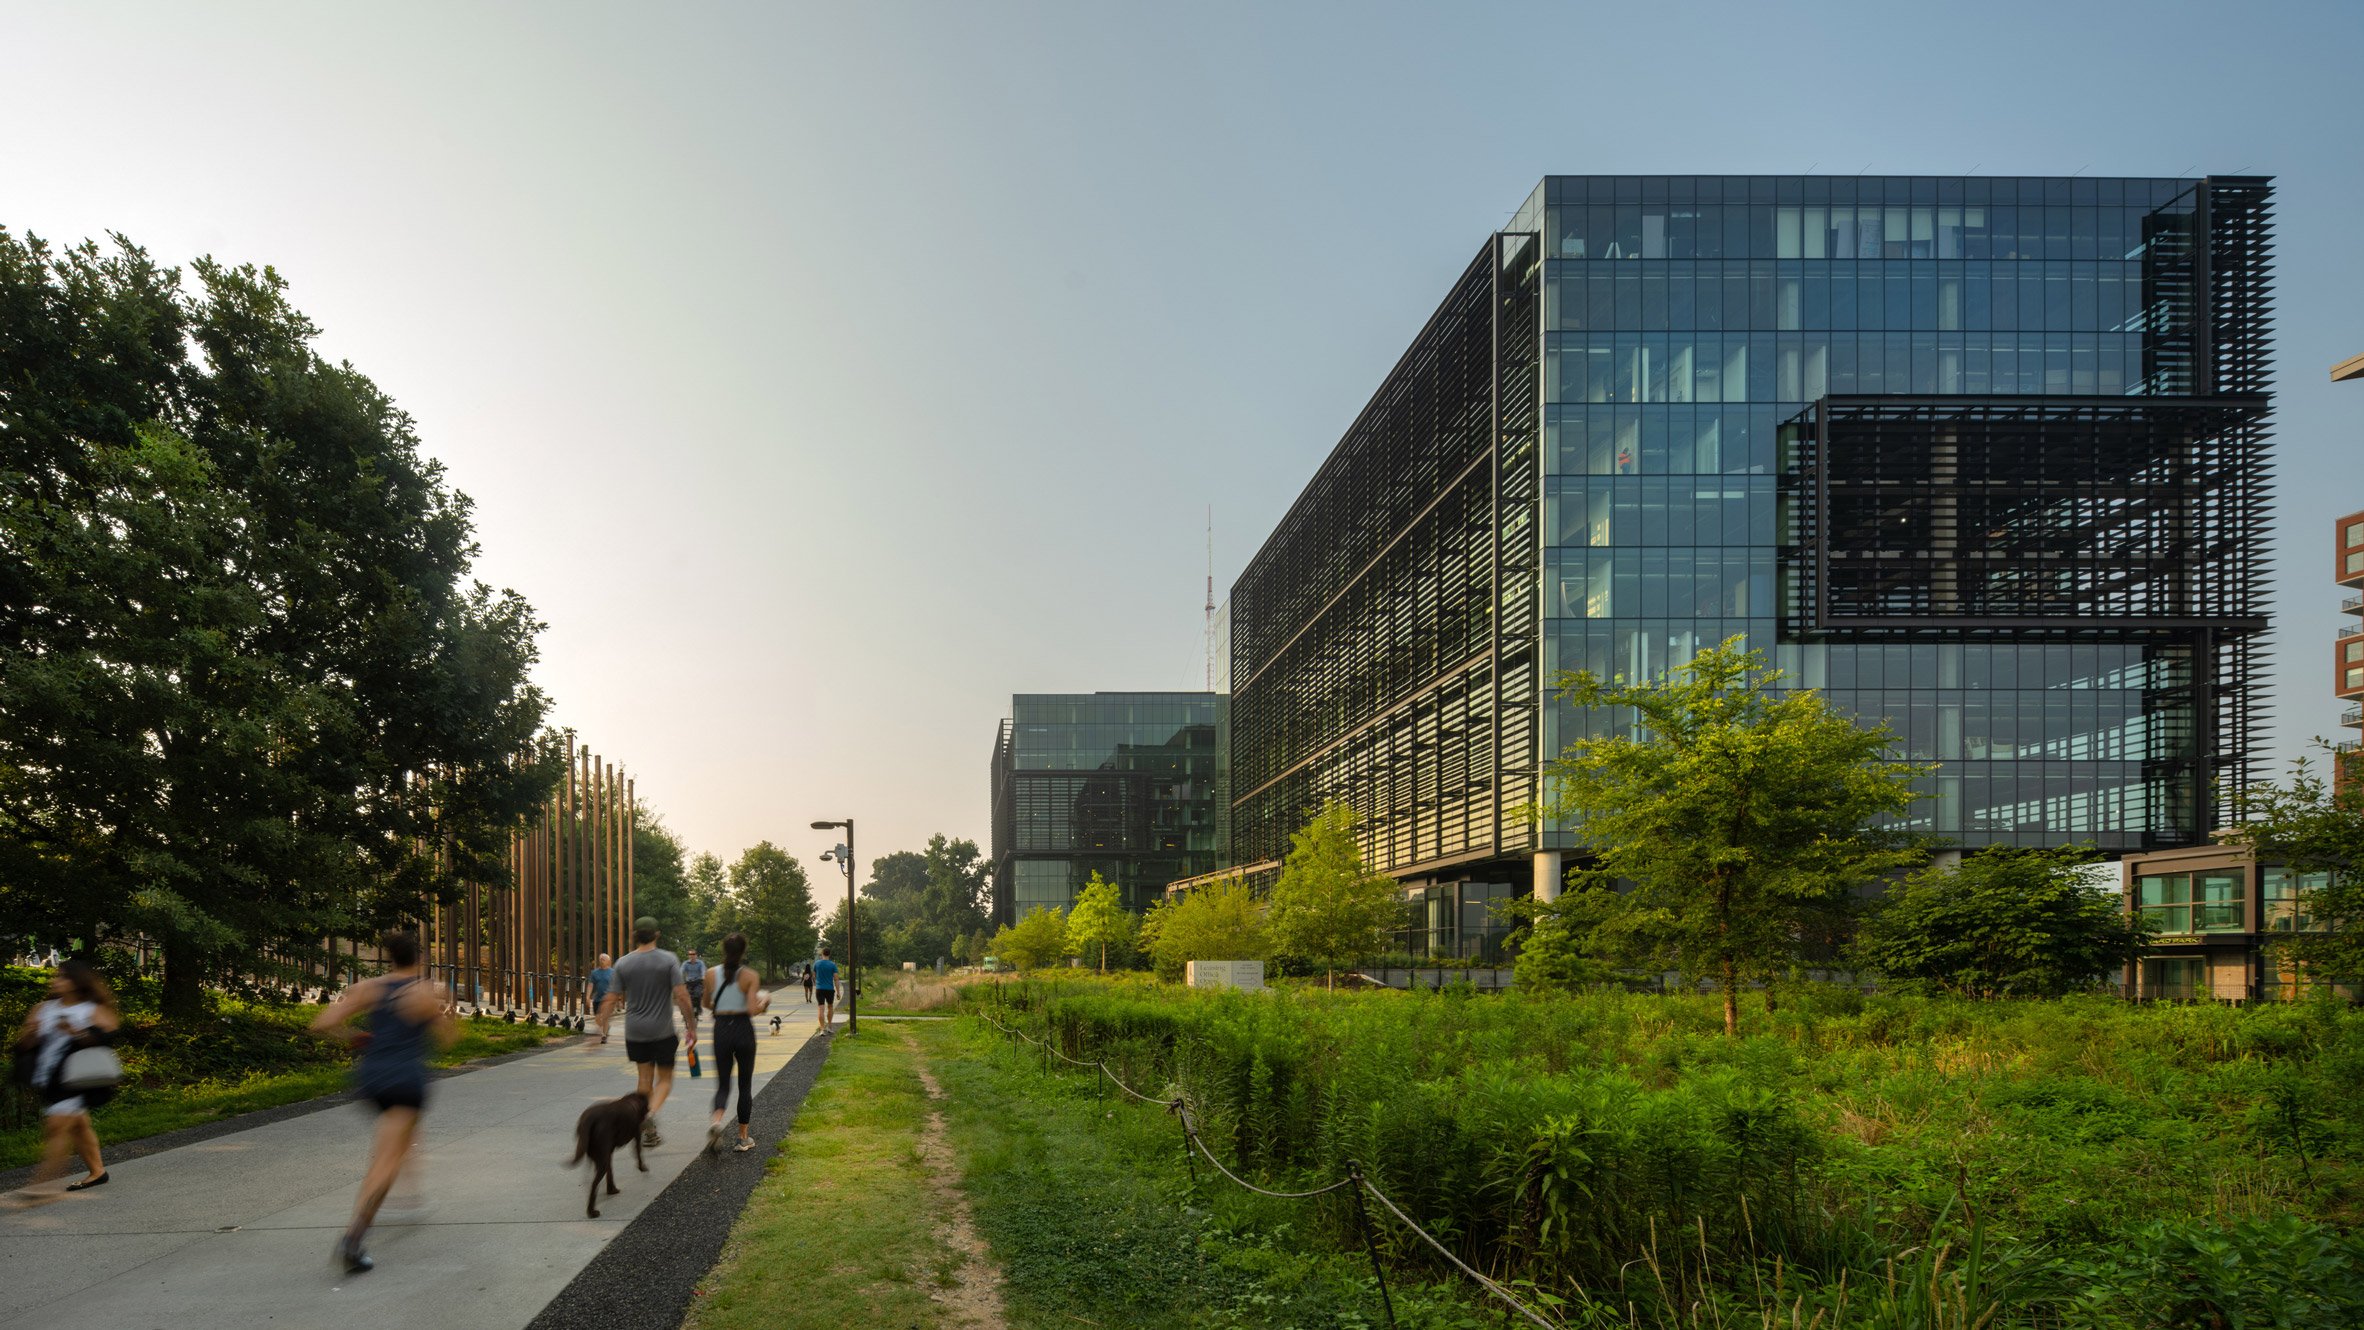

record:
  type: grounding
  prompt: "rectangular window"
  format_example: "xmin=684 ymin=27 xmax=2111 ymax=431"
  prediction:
xmin=2143 ymin=957 xmax=2206 ymax=1002
xmin=2348 ymin=521 xmax=2364 ymax=546
xmin=2137 ymin=872 xmax=2191 ymax=933
xmin=2347 ymin=550 xmax=2364 ymax=574
xmin=2194 ymin=873 xmax=2244 ymax=931
xmin=2263 ymin=868 xmax=2323 ymax=932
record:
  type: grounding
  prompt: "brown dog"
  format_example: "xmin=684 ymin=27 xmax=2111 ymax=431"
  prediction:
xmin=567 ymin=1091 xmax=650 ymax=1217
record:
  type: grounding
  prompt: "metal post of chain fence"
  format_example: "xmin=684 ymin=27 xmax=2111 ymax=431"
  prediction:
xmin=1345 ymin=1160 xmax=1398 ymax=1329
xmin=1172 ymin=1102 xmax=1198 ymax=1187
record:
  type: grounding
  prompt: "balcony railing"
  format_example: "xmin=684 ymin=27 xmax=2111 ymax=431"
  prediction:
xmin=2338 ymin=739 xmax=2362 ymax=755
xmin=2340 ymin=622 xmax=2364 ymax=640
xmin=2344 ymin=706 xmax=2362 ymax=728
xmin=2346 ymin=594 xmax=2364 ymax=613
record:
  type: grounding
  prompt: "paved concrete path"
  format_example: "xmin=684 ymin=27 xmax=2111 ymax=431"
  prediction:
xmin=0 ymin=993 xmax=832 ymax=1330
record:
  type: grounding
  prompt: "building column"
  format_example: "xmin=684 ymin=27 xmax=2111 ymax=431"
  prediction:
xmin=1533 ymin=850 xmax=1563 ymax=904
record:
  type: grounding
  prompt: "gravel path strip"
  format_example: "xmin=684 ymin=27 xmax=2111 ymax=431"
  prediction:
xmin=0 ymin=1033 xmax=585 ymax=1193
xmin=524 ymin=1029 xmax=836 ymax=1330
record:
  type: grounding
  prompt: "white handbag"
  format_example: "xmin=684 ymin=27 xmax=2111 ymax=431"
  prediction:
xmin=59 ymin=1045 xmax=124 ymax=1090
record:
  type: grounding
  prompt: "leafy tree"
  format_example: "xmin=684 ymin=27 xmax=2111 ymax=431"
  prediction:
xmin=1066 ymin=872 xmax=1135 ymax=972
xmin=1852 ymin=846 xmax=2148 ymax=997
xmin=1265 ymin=803 xmax=1400 ymax=988
xmin=1503 ymin=888 xmax=1614 ymax=994
xmin=2232 ymin=757 xmax=2364 ymax=990
xmin=0 ymin=231 xmax=551 ymax=1014
xmin=864 ymin=851 xmax=930 ymax=915
xmin=1140 ymin=876 xmax=1267 ymax=982
xmin=817 ymin=896 xmax=853 ymax=960
xmin=680 ymin=852 xmax=730 ymax=956
xmin=625 ymin=818 xmax=694 ymax=952
xmin=726 ymin=841 xmax=819 ymax=978
xmin=991 ymin=906 xmax=1070 ymax=971
xmin=1537 ymin=639 xmax=1926 ymax=1034
xmin=851 ymin=836 xmax=990 ymax=966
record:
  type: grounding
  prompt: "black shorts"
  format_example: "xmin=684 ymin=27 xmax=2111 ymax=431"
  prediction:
xmin=814 ymin=989 xmax=836 ymax=1005
xmin=625 ymin=1035 xmax=679 ymax=1069
xmin=369 ymin=1083 xmax=427 ymax=1113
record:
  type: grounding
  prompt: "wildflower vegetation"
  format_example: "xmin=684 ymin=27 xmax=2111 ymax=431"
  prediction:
xmin=973 ymin=977 xmax=2364 ymax=1328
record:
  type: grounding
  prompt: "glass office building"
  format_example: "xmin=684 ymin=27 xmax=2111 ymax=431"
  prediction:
xmin=990 ymin=692 xmax=1228 ymax=925
xmin=1227 ymin=175 xmax=2273 ymax=930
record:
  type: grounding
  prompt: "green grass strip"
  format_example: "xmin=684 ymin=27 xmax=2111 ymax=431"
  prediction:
xmin=686 ymin=1030 xmax=956 ymax=1330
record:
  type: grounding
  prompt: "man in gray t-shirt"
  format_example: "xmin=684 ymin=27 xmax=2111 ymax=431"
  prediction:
xmin=597 ymin=918 xmax=696 ymax=1147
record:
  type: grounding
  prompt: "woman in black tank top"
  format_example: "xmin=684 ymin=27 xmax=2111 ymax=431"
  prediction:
xmin=311 ymin=930 xmax=453 ymax=1274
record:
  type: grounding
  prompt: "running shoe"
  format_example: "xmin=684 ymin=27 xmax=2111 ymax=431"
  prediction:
xmin=641 ymin=1122 xmax=661 ymax=1148
xmin=706 ymin=1121 xmax=724 ymax=1156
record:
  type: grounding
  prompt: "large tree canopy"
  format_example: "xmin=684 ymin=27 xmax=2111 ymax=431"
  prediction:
xmin=2233 ymin=758 xmax=2364 ymax=991
xmin=1534 ymin=640 xmax=1925 ymax=1034
xmin=1852 ymin=846 xmax=2148 ymax=998
xmin=0 ymin=231 xmax=550 ymax=1010
xmin=1264 ymin=802 xmax=1401 ymax=988
xmin=860 ymin=834 xmax=990 ymax=967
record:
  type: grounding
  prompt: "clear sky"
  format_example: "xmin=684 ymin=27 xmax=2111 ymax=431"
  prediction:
xmin=5 ymin=1 xmax=2360 ymax=872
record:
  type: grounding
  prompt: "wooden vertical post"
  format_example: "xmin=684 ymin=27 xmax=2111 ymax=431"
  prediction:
xmin=625 ymin=777 xmax=636 ymax=947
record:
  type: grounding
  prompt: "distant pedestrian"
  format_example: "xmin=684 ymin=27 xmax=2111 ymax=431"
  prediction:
xmin=599 ymin=917 xmax=696 ymax=1148
xmin=311 ymin=930 xmax=454 ymax=1273
xmin=799 ymin=964 xmax=814 ymax=1005
xmin=681 ymin=951 xmax=707 ymax=1017
xmin=704 ymin=933 xmax=770 ymax=1155
xmin=812 ymin=948 xmax=839 ymax=1032
xmin=587 ymin=954 xmax=616 ymax=1043
xmin=4 ymin=959 xmax=122 ymax=1206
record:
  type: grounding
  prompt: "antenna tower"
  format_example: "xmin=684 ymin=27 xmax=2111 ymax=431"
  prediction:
xmin=1204 ymin=507 xmax=1215 ymax=692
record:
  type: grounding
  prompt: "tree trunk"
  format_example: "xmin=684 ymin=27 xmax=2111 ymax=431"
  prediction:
xmin=1721 ymin=957 xmax=1739 ymax=1036
xmin=162 ymin=936 xmax=206 ymax=1019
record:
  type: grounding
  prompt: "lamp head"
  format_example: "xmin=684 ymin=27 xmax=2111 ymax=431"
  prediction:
xmin=810 ymin=820 xmax=838 ymax=831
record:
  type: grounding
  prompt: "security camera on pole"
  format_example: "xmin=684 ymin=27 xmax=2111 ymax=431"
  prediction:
xmin=812 ymin=819 xmax=857 ymax=1035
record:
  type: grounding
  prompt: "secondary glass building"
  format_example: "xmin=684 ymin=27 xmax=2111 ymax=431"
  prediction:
xmin=1225 ymin=175 xmax=2273 ymax=943
xmin=990 ymin=692 xmax=1228 ymax=925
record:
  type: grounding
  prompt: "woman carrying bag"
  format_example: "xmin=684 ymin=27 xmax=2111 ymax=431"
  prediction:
xmin=6 ymin=958 xmax=122 ymax=1204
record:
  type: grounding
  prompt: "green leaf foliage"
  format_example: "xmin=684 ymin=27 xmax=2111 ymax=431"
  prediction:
xmin=1065 ymin=871 xmax=1135 ymax=972
xmin=1264 ymin=802 xmax=1399 ymax=987
xmin=992 ymin=906 xmax=1071 ymax=971
xmin=858 ymin=835 xmax=992 ymax=968
xmin=989 ymin=978 xmax=2364 ymax=1327
xmin=719 ymin=841 xmax=819 ymax=978
xmin=1853 ymin=845 xmax=2149 ymax=998
xmin=1139 ymin=876 xmax=1268 ymax=982
xmin=1537 ymin=639 xmax=1926 ymax=1032
xmin=2233 ymin=757 xmax=2364 ymax=990
xmin=0 ymin=230 xmax=550 ymax=1011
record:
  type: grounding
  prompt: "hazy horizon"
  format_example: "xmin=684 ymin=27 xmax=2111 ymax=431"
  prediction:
xmin=5 ymin=1 xmax=2359 ymax=874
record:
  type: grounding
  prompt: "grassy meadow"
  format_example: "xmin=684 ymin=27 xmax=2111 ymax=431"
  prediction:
xmin=966 ymin=977 xmax=2364 ymax=1328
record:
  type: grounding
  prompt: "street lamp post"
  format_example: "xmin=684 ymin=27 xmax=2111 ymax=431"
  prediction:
xmin=811 ymin=818 xmax=857 ymax=1035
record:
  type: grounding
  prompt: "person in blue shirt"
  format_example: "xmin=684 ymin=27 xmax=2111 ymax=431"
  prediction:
xmin=680 ymin=951 xmax=707 ymax=1016
xmin=586 ymin=953 xmax=616 ymax=1043
xmin=811 ymin=948 xmax=839 ymax=1032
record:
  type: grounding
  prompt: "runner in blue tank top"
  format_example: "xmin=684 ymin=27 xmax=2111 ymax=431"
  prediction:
xmin=312 ymin=930 xmax=453 ymax=1274
xmin=811 ymin=948 xmax=840 ymax=1033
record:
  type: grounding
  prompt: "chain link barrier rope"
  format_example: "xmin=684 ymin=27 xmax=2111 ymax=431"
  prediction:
xmin=979 ymin=1009 xmax=1561 ymax=1329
